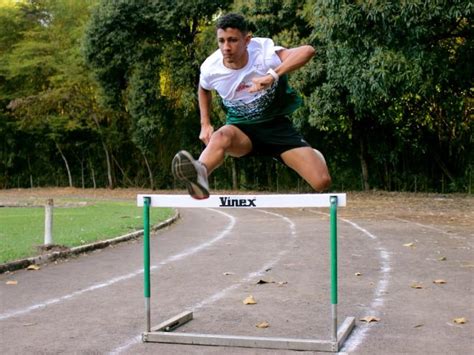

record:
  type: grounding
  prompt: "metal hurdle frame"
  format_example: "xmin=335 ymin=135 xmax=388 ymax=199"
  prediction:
xmin=137 ymin=194 xmax=355 ymax=352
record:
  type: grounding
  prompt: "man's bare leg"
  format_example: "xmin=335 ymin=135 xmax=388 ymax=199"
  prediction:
xmin=280 ymin=147 xmax=331 ymax=191
xmin=199 ymin=125 xmax=252 ymax=174
xmin=172 ymin=125 xmax=252 ymax=199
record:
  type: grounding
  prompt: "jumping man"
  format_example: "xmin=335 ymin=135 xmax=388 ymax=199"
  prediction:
xmin=172 ymin=13 xmax=331 ymax=199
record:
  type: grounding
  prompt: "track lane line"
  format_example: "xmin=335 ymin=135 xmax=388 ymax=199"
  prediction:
xmin=309 ymin=211 xmax=392 ymax=353
xmin=109 ymin=209 xmax=297 ymax=354
xmin=0 ymin=208 xmax=235 ymax=321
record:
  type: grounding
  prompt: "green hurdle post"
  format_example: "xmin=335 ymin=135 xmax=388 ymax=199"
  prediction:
xmin=330 ymin=195 xmax=338 ymax=343
xmin=143 ymin=196 xmax=151 ymax=332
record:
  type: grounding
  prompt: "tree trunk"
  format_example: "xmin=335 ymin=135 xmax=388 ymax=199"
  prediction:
xmin=79 ymin=158 xmax=85 ymax=188
xmin=112 ymin=153 xmax=135 ymax=187
xmin=102 ymin=141 xmax=114 ymax=189
xmin=142 ymin=153 xmax=155 ymax=190
xmin=358 ymin=139 xmax=370 ymax=191
xmin=91 ymin=113 xmax=114 ymax=189
xmin=27 ymin=156 xmax=33 ymax=188
xmin=89 ymin=158 xmax=97 ymax=189
xmin=55 ymin=142 xmax=73 ymax=187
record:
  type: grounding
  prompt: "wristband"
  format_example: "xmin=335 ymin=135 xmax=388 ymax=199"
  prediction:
xmin=266 ymin=68 xmax=279 ymax=82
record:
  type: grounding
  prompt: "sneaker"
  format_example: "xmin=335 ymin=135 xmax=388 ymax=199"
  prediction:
xmin=172 ymin=150 xmax=209 ymax=200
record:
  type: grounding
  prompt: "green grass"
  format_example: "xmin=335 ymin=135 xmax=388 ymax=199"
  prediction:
xmin=0 ymin=201 xmax=173 ymax=264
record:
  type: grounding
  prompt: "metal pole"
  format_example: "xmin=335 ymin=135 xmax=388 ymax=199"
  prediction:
xmin=144 ymin=196 xmax=151 ymax=332
xmin=44 ymin=199 xmax=53 ymax=245
xmin=330 ymin=196 xmax=338 ymax=344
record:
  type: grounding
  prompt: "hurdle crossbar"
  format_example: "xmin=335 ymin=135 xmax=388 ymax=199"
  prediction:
xmin=138 ymin=193 xmax=354 ymax=352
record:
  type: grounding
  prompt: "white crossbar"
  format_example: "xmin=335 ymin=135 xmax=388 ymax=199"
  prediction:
xmin=137 ymin=193 xmax=346 ymax=208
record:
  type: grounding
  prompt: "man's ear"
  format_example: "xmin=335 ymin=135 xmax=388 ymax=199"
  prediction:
xmin=245 ymin=33 xmax=252 ymax=45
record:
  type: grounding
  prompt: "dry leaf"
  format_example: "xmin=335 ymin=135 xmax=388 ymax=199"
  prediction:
xmin=243 ymin=295 xmax=257 ymax=305
xmin=27 ymin=264 xmax=40 ymax=271
xmin=256 ymin=279 xmax=274 ymax=285
xmin=433 ymin=279 xmax=447 ymax=284
xmin=6 ymin=280 xmax=18 ymax=285
xmin=438 ymin=256 xmax=447 ymax=261
xmin=277 ymin=281 xmax=288 ymax=286
xmin=256 ymin=321 xmax=270 ymax=328
xmin=223 ymin=272 xmax=234 ymax=276
xmin=453 ymin=317 xmax=467 ymax=324
xmin=360 ymin=316 xmax=380 ymax=323
xmin=413 ymin=324 xmax=424 ymax=328
xmin=355 ymin=272 xmax=362 ymax=276
xmin=403 ymin=242 xmax=415 ymax=247
xmin=411 ymin=283 xmax=423 ymax=289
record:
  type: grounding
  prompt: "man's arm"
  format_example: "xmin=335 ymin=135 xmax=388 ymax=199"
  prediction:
xmin=248 ymin=45 xmax=315 ymax=93
xmin=198 ymin=85 xmax=214 ymax=145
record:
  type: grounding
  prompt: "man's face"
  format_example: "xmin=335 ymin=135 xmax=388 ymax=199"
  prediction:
xmin=217 ymin=27 xmax=250 ymax=65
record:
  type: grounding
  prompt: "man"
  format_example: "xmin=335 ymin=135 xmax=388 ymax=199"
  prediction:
xmin=172 ymin=13 xmax=331 ymax=199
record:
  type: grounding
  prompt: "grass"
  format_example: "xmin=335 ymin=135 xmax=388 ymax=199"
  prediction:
xmin=0 ymin=200 xmax=173 ymax=264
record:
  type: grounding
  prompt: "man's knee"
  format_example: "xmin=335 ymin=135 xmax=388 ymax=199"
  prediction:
xmin=312 ymin=173 xmax=331 ymax=192
xmin=209 ymin=128 xmax=233 ymax=148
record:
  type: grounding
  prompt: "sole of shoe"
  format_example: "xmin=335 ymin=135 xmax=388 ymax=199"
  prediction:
xmin=172 ymin=151 xmax=209 ymax=200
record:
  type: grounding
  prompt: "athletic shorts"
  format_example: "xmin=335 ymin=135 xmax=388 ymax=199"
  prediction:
xmin=231 ymin=116 xmax=311 ymax=158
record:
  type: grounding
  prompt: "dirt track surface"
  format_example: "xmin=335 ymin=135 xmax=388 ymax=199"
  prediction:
xmin=0 ymin=188 xmax=473 ymax=354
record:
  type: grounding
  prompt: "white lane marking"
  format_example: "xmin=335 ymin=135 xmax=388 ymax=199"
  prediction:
xmin=109 ymin=209 xmax=297 ymax=354
xmin=339 ymin=217 xmax=391 ymax=353
xmin=309 ymin=211 xmax=391 ymax=353
xmin=109 ymin=335 xmax=142 ymax=354
xmin=393 ymin=217 xmax=464 ymax=236
xmin=191 ymin=210 xmax=296 ymax=311
xmin=0 ymin=208 xmax=235 ymax=321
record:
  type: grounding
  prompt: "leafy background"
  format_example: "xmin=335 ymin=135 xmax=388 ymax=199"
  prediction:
xmin=0 ymin=0 xmax=472 ymax=193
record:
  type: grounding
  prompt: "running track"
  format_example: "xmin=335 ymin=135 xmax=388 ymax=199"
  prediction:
xmin=1 ymin=207 xmax=472 ymax=354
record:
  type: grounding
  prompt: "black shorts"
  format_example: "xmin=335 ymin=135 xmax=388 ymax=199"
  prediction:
xmin=231 ymin=116 xmax=310 ymax=158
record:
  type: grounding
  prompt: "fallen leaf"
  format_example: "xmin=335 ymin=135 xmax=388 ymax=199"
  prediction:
xmin=403 ymin=242 xmax=415 ymax=247
xmin=27 ymin=264 xmax=40 ymax=271
xmin=277 ymin=281 xmax=288 ymax=286
xmin=411 ymin=283 xmax=424 ymax=289
xmin=433 ymin=279 xmax=447 ymax=284
xmin=453 ymin=317 xmax=467 ymax=324
xmin=6 ymin=280 xmax=18 ymax=285
xmin=355 ymin=272 xmax=362 ymax=276
xmin=243 ymin=295 xmax=257 ymax=305
xmin=256 ymin=279 xmax=274 ymax=285
xmin=413 ymin=324 xmax=424 ymax=328
xmin=256 ymin=321 xmax=270 ymax=328
xmin=438 ymin=256 xmax=447 ymax=261
xmin=223 ymin=272 xmax=234 ymax=276
xmin=360 ymin=316 xmax=380 ymax=323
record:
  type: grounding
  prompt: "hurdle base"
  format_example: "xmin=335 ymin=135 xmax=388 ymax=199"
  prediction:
xmin=143 ymin=312 xmax=355 ymax=353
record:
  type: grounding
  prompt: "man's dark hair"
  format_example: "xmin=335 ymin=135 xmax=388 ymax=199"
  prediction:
xmin=216 ymin=13 xmax=248 ymax=34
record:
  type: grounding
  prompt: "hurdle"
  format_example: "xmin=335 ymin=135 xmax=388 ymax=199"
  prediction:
xmin=137 ymin=193 xmax=355 ymax=352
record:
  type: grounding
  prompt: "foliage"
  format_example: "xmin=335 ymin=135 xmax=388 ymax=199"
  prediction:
xmin=0 ymin=0 xmax=472 ymax=193
xmin=308 ymin=0 xmax=473 ymax=191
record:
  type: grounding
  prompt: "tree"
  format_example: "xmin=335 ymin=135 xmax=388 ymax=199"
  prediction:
xmin=309 ymin=0 xmax=473 ymax=191
xmin=83 ymin=0 xmax=232 ymax=189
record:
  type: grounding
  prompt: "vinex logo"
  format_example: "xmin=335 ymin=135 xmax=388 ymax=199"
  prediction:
xmin=219 ymin=197 xmax=257 ymax=207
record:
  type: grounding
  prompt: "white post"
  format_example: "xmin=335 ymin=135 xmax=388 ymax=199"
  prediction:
xmin=44 ymin=199 xmax=53 ymax=245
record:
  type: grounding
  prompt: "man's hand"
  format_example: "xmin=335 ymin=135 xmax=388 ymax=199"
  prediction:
xmin=248 ymin=74 xmax=275 ymax=93
xmin=199 ymin=123 xmax=214 ymax=145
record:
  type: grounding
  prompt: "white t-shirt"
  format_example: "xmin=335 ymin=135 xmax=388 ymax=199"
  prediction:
xmin=199 ymin=38 xmax=301 ymax=124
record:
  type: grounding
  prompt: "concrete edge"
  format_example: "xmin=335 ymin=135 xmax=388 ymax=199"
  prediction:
xmin=0 ymin=209 xmax=180 ymax=274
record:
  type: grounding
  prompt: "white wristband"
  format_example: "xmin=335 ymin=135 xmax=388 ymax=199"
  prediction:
xmin=266 ymin=68 xmax=279 ymax=82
